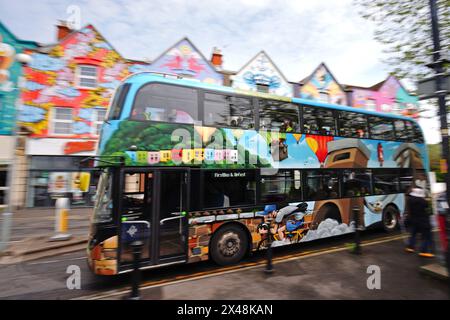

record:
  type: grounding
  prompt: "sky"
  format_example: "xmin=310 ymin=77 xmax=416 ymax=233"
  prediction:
xmin=0 ymin=0 xmax=442 ymax=143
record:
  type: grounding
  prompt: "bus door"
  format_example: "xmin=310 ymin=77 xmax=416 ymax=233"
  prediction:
xmin=119 ymin=168 xmax=188 ymax=268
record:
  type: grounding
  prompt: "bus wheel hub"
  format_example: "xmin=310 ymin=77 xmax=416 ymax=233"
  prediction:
xmin=218 ymin=232 xmax=240 ymax=256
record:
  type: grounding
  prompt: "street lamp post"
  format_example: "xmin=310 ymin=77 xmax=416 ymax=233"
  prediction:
xmin=428 ymin=0 xmax=450 ymax=290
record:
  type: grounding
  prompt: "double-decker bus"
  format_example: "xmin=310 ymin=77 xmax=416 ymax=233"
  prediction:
xmin=87 ymin=72 xmax=430 ymax=275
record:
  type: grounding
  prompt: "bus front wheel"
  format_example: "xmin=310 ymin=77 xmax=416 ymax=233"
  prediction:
xmin=210 ymin=224 xmax=248 ymax=266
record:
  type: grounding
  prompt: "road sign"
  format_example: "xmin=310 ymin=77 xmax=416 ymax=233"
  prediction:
xmin=417 ymin=74 xmax=450 ymax=100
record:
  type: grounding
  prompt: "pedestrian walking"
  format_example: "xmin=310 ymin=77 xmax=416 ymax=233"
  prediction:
xmin=405 ymin=188 xmax=434 ymax=258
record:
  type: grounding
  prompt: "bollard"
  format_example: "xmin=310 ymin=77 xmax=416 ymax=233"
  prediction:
xmin=50 ymin=197 xmax=72 ymax=241
xmin=128 ymin=240 xmax=144 ymax=300
xmin=264 ymin=219 xmax=274 ymax=274
xmin=351 ymin=206 xmax=362 ymax=255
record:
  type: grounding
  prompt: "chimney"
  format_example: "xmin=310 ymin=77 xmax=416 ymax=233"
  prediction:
xmin=211 ymin=47 xmax=223 ymax=69
xmin=56 ymin=21 xmax=71 ymax=41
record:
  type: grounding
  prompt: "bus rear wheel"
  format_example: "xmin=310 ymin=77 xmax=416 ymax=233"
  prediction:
xmin=210 ymin=224 xmax=248 ymax=266
xmin=382 ymin=206 xmax=399 ymax=233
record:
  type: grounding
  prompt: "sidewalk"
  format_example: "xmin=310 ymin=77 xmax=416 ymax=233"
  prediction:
xmin=0 ymin=207 xmax=91 ymax=263
xmin=107 ymin=237 xmax=449 ymax=300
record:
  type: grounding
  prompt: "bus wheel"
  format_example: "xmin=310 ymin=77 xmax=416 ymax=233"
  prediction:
xmin=382 ymin=206 xmax=399 ymax=233
xmin=210 ymin=224 xmax=248 ymax=266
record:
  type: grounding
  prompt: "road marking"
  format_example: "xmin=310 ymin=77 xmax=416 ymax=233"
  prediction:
xmin=73 ymin=233 xmax=409 ymax=300
xmin=28 ymin=256 xmax=85 ymax=266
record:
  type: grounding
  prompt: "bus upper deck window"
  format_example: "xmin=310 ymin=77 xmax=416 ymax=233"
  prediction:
xmin=369 ymin=116 xmax=395 ymax=140
xmin=302 ymin=106 xmax=336 ymax=136
xmin=338 ymin=111 xmax=368 ymax=139
xmin=132 ymin=83 xmax=198 ymax=124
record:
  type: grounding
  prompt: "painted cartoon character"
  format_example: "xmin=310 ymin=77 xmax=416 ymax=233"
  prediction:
xmin=377 ymin=142 xmax=384 ymax=167
xmin=0 ymin=34 xmax=16 ymax=86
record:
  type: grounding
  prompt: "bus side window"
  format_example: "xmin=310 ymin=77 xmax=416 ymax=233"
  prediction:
xmin=342 ymin=169 xmax=372 ymax=197
xmin=411 ymin=122 xmax=425 ymax=143
xmin=108 ymin=83 xmax=130 ymax=120
xmin=258 ymin=100 xmax=300 ymax=132
xmin=302 ymin=106 xmax=336 ymax=136
xmin=369 ymin=116 xmax=395 ymax=140
xmin=204 ymin=93 xmax=254 ymax=129
xmin=132 ymin=83 xmax=198 ymax=124
xmin=338 ymin=111 xmax=368 ymax=138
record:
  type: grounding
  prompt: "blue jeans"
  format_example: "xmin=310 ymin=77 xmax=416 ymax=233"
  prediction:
xmin=408 ymin=224 xmax=433 ymax=253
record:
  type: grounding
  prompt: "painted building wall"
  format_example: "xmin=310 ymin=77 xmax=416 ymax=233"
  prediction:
xmin=299 ymin=64 xmax=347 ymax=105
xmin=149 ymin=38 xmax=223 ymax=85
xmin=350 ymin=76 xmax=419 ymax=118
xmin=0 ymin=23 xmax=37 ymax=136
xmin=18 ymin=25 xmax=130 ymax=142
xmin=231 ymin=51 xmax=292 ymax=97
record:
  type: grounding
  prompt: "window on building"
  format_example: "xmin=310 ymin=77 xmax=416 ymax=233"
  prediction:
xmin=342 ymin=169 xmax=372 ymax=197
xmin=259 ymin=100 xmax=300 ymax=132
xmin=256 ymin=84 xmax=269 ymax=93
xmin=76 ymin=65 xmax=98 ymax=88
xmin=132 ymin=83 xmax=198 ymax=124
xmin=338 ymin=111 xmax=369 ymax=138
xmin=302 ymin=105 xmax=336 ymax=136
xmin=373 ymin=170 xmax=400 ymax=195
xmin=52 ymin=107 xmax=73 ymax=135
xmin=92 ymin=108 xmax=107 ymax=135
xmin=304 ymin=170 xmax=339 ymax=201
xmin=203 ymin=170 xmax=256 ymax=208
xmin=365 ymin=99 xmax=376 ymax=112
xmin=0 ymin=167 xmax=7 ymax=207
xmin=319 ymin=91 xmax=329 ymax=103
xmin=261 ymin=170 xmax=302 ymax=204
xmin=204 ymin=93 xmax=254 ymax=129
xmin=369 ymin=116 xmax=395 ymax=140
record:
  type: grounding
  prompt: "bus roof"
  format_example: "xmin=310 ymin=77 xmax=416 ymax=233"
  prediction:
xmin=123 ymin=72 xmax=420 ymax=124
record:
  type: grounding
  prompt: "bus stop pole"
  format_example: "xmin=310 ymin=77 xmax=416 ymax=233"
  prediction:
xmin=428 ymin=0 xmax=450 ymax=292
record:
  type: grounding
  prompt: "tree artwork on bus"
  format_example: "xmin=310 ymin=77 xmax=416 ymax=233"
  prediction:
xmin=87 ymin=73 xmax=429 ymax=276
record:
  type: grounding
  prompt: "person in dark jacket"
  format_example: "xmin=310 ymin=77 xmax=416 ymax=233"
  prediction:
xmin=405 ymin=188 xmax=434 ymax=257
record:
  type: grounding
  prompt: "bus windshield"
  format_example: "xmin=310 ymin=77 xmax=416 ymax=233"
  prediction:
xmin=93 ymin=169 xmax=113 ymax=223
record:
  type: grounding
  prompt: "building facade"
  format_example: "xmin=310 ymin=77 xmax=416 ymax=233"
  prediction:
xmin=0 ymin=22 xmax=37 ymax=210
xmin=346 ymin=75 xmax=419 ymax=118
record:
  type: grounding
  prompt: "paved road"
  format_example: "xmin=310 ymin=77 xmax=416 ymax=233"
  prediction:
xmin=0 ymin=229 xmax=448 ymax=300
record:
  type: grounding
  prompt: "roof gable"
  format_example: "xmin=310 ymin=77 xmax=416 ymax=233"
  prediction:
xmin=231 ymin=50 xmax=292 ymax=97
xmin=149 ymin=37 xmax=223 ymax=84
xmin=298 ymin=62 xmax=347 ymax=104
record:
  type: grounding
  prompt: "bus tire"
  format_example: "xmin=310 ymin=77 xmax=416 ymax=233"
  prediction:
xmin=210 ymin=224 xmax=248 ymax=266
xmin=382 ymin=205 xmax=399 ymax=233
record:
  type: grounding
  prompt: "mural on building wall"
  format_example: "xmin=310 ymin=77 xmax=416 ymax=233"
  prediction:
xmin=0 ymin=23 xmax=37 ymax=135
xmin=232 ymin=51 xmax=292 ymax=97
xmin=350 ymin=76 xmax=419 ymax=118
xmin=299 ymin=63 xmax=347 ymax=105
xmin=18 ymin=25 xmax=130 ymax=138
xmin=149 ymin=38 xmax=223 ymax=85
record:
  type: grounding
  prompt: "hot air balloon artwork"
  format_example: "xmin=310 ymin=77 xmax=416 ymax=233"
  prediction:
xmin=293 ymin=133 xmax=302 ymax=144
xmin=306 ymin=135 xmax=333 ymax=167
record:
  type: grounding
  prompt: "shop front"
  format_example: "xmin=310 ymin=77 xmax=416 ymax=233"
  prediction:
xmin=26 ymin=139 xmax=99 ymax=208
